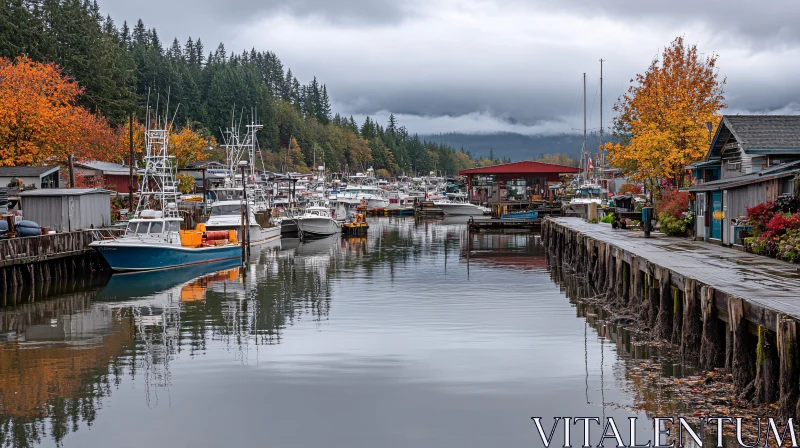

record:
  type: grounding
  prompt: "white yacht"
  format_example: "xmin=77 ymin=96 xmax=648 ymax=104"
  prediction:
xmin=205 ymin=200 xmax=280 ymax=245
xmin=433 ymin=193 xmax=490 ymax=216
xmin=296 ymin=205 xmax=342 ymax=237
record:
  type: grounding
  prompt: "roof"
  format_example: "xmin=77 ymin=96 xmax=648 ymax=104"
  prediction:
xmin=0 ymin=166 xmax=60 ymax=177
xmin=19 ymin=188 xmax=113 ymax=197
xmin=458 ymin=160 xmax=580 ymax=175
xmin=75 ymin=161 xmax=130 ymax=175
xmin=707 ymin=115 xmax=800 ymax=159
xmin=685 ymin=160 xmax=800 ymax=192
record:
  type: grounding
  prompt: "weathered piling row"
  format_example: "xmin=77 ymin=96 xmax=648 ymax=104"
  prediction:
xmin=542 ymin=218 xmax=794 ymax=411
xmin=0 ymin=230 xmax=119 ymax=307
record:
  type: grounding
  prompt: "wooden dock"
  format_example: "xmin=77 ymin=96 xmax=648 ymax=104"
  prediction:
xmin=543 ymin=217 xmax=800 ymax=419
xmin=0 ymin=229 xmax=121 ymax=306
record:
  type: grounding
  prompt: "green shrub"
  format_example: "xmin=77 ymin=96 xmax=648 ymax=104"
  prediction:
xmin=600 ymin=213 xmax=614 ymax=223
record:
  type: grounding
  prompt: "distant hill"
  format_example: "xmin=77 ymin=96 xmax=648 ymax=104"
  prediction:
xmin=421 ymin=132 xmax=611 ymax=161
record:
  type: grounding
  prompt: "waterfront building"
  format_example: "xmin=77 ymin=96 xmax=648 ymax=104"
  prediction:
xmin=687 ymin=115 xmax=800 ymax=245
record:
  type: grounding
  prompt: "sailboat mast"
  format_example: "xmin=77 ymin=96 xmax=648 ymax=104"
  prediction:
xmin=583 ymin=72 xmax=587 ymax=180
xmin=599 ymin=58 xmax=604 ymax=183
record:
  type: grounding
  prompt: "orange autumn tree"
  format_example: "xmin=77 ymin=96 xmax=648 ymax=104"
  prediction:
xmin=0 ymin=56 xmax=121 ymax=167
xmin=110 ymin=119 xmax=146 ymax=165
xmin=169 ymin=126 xmax=214 ymax=168
xmin=605 ymin=37 xmax=726 ymax=190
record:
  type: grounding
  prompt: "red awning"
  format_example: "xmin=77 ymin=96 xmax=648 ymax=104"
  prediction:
xmin=458 ymin=161 xmax=580 ymax=175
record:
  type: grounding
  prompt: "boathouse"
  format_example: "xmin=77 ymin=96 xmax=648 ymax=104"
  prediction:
xmin=74 ymin=161 xmax=135 ymax=194
xmin=18 ymin=188 xmax=112 ymax=231
xmin=686 ymin=115 xmax=800 ymax=245
xmin=0 ymin=166 xmax=60 ymax=189
xmin=458 ymin=161 xmax=579 ymax=205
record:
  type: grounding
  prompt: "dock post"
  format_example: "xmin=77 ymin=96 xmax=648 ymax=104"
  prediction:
xmin=655 ymin=267 xmax=672 ymax=341
xmin=754 ymin=324 xmax=778 ymax=404
xmin=729 ymin=296 xmax=757 ymax=398
xmin=671 ymin=286 xmax=682 ymax=345
xmin=777 ymin=318 xmax=798 ymax=421
xmin=699 ymin=286 xmax=725 ymax=369
xmin=680 ymin=279 xmax=701 ymax=364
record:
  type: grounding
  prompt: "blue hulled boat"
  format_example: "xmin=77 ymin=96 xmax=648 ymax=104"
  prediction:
xmin=500 ymin=210 xmax=539 ymax=220
xmin=91 ymin=104 xmax=241 ymax=272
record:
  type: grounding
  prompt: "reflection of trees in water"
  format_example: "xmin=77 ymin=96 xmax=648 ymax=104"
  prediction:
xmin=0 ymin=292 xmax=135 ymax=448
xmin=0 ymin=218 xmax=502 ymax=447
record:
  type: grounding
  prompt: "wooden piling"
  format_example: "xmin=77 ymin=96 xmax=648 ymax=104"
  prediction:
xmin=680 ymin=278 xmax=701 ymax=364
xmin=754 ymin=325 xmax=779 ymax=404
xmin=777 ymin=318 xmax=799 ymax=421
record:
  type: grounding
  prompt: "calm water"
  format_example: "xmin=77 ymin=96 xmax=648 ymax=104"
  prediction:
xmin=0 ymin=217 xmax=674 ymax=448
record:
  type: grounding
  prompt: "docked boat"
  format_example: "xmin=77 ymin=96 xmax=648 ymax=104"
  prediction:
xmin=204 ymin=200 xmax=280 ymax=245
xmin=296 ymin=205 xmax=342 ymax=237
xmin=91 ymin=106 xmax=241 ymax=272
xmin=433 ymin=194 xmax=490 ymax=216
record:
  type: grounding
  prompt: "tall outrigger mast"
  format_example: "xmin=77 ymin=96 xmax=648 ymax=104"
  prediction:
xmin=135 ymin=92 xmax=181 ymax=218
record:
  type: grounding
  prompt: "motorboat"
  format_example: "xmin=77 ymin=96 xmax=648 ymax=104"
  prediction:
xmin=433 ymin=193 xmax=490 ymax=216
xmin=91 ymin=108 xmax=240 ymax=272
xmin=295 ymin=205 xmax=342 ymax=237
xmin=204 ymin=200 xmax=280 ymax=245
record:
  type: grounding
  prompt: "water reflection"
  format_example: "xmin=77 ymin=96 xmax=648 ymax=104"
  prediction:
xmin=0 ymin=218 xmax=706 ymax=447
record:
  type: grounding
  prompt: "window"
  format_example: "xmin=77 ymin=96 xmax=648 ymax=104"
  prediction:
xmin=136 ymin=222 xmax=150 ymax=234
xmin=125 ymin=222 xmax=138 ymax=235
xmin=697 ymin=193 xmax=705 ymax=218
xmin=168 ymin=221 xmax=181 ymax=233
xmin=150 ymin=221 xmax=163 ymax=233
xmin=211 ymin=204 xmax=242 ymax=216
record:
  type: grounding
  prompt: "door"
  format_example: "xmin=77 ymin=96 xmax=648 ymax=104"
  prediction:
xmin=710 ymin=191 xmax=722 ymax=240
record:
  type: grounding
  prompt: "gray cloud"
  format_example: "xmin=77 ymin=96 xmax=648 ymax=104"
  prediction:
xmin=521 ymin=0 xmax=800 ymax=47
xmin=97 ymin=0 xmax=800 ymax=135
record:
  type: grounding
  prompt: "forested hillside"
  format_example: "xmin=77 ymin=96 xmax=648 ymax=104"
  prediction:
xmin=0 ymin=0 xmax=482 ymax=175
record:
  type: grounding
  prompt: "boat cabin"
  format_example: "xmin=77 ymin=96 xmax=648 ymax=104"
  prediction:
xmin=124 ymin=218 xmax=181 ymax=237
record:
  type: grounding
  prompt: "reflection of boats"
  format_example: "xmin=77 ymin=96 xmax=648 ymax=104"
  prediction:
xmin=94 ymin=259 xmax=242 ymax=302
xmin=295 ymin=234 xmax=338 ymax=256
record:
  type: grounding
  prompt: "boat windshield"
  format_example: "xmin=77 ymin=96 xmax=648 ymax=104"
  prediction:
xmin=211 ymin=204 xmax=242 ymax=216
xmin=125 ymin=220 xmax=176 ymax=236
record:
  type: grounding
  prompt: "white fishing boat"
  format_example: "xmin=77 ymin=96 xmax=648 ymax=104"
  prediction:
xmin=90 ymin=99 xmax=241 ymax=271
xmin=205 ymin=110 xmax=281 ymax=244
xmin=205 ymin=200 xmax=280 ymax=245
xmin=295 ymin=205 xmax=342 ymax=237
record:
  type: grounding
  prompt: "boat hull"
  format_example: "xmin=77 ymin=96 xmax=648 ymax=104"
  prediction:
xmin=297 ymin=217 xmax=341 ymax=236
xmin=91 ymin=242 xmax=241 ymax=272
xmin=205 ymin=223 xmax=281 ymax=246
xmin=437 ymin=203 xmax=485 ymax=216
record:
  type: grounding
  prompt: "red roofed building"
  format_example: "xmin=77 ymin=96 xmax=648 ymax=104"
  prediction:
xmin=458 ymin=160 xmax=580 ymax=204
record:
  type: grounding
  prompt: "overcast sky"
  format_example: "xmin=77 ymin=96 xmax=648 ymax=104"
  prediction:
xmin=99 ymin=0 xmax=800 ymax=135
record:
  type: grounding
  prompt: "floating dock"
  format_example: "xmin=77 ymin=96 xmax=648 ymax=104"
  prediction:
xmin=543 ymin=217 xmax=800 ymax=420
xmin=468 ymin=217 xmax=542 ymax=233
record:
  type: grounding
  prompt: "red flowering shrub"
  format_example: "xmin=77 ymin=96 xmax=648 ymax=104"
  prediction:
xmin=657 ymin=190 xmax=690 ymax=219
xmin=766 ymin=214 xmax=794 ymax=236
xmin=746 ymin=202 xmax=776 ymax=232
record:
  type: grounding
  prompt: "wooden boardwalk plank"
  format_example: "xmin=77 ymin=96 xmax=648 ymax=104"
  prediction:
xmin=552 ymin=218 xmax=800 ymax=318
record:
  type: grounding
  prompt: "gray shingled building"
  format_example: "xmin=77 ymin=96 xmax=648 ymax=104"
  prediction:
xmin=687 ymin=115 xmax=800 ymax=246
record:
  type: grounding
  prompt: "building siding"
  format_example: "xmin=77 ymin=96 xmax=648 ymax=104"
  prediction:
xmin=21 ymin=193 xmax=111 ymax=231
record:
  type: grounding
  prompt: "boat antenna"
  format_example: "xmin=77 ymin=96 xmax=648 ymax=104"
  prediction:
xmin=599 ymin=58 xmax=604 ymax=185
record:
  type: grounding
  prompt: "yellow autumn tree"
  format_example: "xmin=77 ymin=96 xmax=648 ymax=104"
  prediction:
xmin=605 ymin=37 xmax=726 ymax=190
xmin=169 ymin=127 xmax=215 ymax=168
